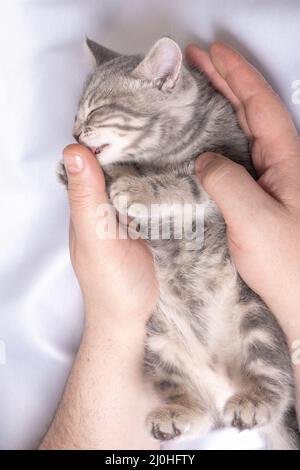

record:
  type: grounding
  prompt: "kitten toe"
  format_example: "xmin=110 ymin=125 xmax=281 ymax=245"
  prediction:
xmin=224 ymin=394 xmax=271 ymax=430
xmin=146 ymin=405 xmax=191 ymax=441
xmin=111 ymin=191 xmax=130 ymax=215
xmin=127 ymin=203 xmax=149 ymax=218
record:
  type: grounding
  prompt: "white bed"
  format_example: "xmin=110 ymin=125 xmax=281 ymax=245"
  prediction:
xmin=0 ymin=0 xmax=299 ymax=450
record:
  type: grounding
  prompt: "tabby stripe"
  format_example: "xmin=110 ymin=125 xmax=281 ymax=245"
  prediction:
xmin=93 ymin=123 xmax=150 ymax=132
xmin=245 ymin=340 xmax=288 ymax=373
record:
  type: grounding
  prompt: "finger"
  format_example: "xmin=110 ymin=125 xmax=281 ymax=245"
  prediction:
xmin=63 ymin=144 xmax=110 ymax=235
xmin=209 ymin=43 xmax=299 ymax=165
xmin=195 ymin=152 xmax=275 ymax=229
xmin=186 ymin=44 xmax=251 ymax=137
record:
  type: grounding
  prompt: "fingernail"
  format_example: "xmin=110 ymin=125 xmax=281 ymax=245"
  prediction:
xmin=63 ymin=153 xmax=83 ymax=174
xmin=195 ymin=152 xmax=218 ymax=173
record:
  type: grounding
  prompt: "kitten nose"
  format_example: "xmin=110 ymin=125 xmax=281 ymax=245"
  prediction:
xmin=73 ymin=132 xmax=82 ymax=143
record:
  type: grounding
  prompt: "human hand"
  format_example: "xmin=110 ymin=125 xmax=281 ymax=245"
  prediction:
xmin=63 ymin=144 xmax=157 ymax=330
xmin=186 ymin=43 xmax=300 ymax=339
xmin=41 ymin=145 xmax=159 ymax=450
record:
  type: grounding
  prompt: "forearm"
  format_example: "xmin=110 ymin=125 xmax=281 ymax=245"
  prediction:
xmin=40 ymin=313 xmax=159 ymax=450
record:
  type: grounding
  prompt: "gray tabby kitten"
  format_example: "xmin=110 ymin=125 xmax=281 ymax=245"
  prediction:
xmin=59 ymin=37 xmax=299 ymax=449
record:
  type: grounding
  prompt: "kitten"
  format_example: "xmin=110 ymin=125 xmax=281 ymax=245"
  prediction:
xmin=59 ymin=37 xmax=299 ymax=449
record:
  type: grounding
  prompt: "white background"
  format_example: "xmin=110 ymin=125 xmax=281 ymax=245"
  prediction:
xmin=0 ymin=0 xmax=299 ymax=450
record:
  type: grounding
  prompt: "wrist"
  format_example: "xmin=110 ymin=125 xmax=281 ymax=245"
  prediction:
xmin=83 ymin=292 xmax=153 ymax=328
xmin=83 ymin=305 xmax=148 ymax=352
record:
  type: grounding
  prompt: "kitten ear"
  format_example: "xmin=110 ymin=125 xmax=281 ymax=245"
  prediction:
xmin=132 ymin=38 xmax=182 ymax=91
xmin=86 ymin=37 xmax=120 ymax=66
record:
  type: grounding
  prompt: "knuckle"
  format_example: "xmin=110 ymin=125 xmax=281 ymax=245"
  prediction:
xmin=68 ymin=181 xmax=96 ymax=211
xmin=202 ymin=158 xmax=236 ymax=189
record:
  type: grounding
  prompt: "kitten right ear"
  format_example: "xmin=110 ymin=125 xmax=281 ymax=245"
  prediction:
xmin=86 ymin=37 xmax=120 ymax=66
xmin=132 ymin=37 xmax=182 ymax=91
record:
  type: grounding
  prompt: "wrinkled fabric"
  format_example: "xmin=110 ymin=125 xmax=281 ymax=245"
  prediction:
xmin=0 ymin=0 xmax=299 ymax=450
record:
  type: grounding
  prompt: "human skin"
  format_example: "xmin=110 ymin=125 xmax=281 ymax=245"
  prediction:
xmin=40 ymin=42 xmax=300 ymax=449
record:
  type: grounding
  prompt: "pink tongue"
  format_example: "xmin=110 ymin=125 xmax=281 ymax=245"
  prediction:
xmin=90 ymin=147 xmax=97 ymax=155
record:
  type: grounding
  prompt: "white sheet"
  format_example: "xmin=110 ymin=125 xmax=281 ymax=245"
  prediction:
xmin=0 ymin=0 xmax=299 ymax=450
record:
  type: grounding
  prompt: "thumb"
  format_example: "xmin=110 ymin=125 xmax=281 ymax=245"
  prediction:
xmin=195 ymin=152 xmax=273 ymax=227
xmin=63 ymin=144 xmax=109 ymax=230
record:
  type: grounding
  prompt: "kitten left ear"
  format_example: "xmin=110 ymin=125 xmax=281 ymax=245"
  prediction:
xmin=86 ymin=37 xmax=120 ymax=66
xmin=132 ymin=37 xmax=182 ymax=91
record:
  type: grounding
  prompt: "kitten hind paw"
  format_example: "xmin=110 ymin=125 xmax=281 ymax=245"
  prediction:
xmin=223 ymin=394 xmax=271 ymax=430
xmin=146 ymin=405 xmax=191 ymax=441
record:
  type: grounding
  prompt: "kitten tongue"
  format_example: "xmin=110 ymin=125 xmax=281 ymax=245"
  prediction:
xmin=90 ymin=145 xmax=109 ymax=156
xmin=90 ymin=147 xmax=98 ymax=155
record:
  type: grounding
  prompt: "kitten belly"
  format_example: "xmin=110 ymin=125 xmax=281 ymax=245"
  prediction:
xmin=148 ymin=325 xmax=236 ymax=413
xmin=148 ymin=279 xmax=241 ymax=414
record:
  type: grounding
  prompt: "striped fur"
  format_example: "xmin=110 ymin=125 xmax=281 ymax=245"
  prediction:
xmin=63 ymin=38 xmax=299 ymax=449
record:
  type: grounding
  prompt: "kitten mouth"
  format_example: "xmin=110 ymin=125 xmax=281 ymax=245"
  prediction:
xmin=90 ymin=144 xmax=109 ymax=156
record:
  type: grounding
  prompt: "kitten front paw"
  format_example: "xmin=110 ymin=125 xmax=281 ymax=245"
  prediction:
xmin=223 ymin=394 xmax=271 ymax=430
xmin=57 ymin=160 xmax=68 ymax=187
xmin=110 ymin=177 xmax=150 ymax=218
xmin=146 ymin=405 xmax=191 ymax=441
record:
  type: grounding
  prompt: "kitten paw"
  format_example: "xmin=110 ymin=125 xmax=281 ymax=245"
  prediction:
xmin=57 ymin=160 xmax=68 ymax=187
xmin=146 ymin=405 xmax=191 ymax=441
xmin=110 ymin=177 xmax=150 ymax=218
xmin=223 ymin=394 xmax=271 ymax=430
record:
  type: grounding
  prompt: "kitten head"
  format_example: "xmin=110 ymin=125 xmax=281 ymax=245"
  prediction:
xmin=73 ymin=37 xmax=198 ymax=165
